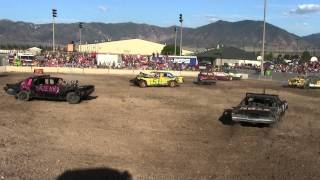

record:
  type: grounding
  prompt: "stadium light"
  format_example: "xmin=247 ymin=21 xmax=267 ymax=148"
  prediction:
xmin=174 ymin=26 xmax=177 ymax=55
xmin=79 ymin=22 xmax=84 ymax=52
xmin=179 ymin=14 xmax=183 ymax=56
xmin=261 ymin=0 xmax=267 ymax=77
xmin=52 ymin=9 xmax=57 ymax=52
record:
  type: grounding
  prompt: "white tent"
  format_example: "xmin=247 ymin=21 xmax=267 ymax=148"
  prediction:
xmin=310 ymin=56 xmax=318 ymax=62
xmin=27 ymin=47 xmax=42 ymax=55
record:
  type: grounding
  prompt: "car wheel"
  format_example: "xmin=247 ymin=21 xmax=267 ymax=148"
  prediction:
xmin=17 ymin=91 xmax=30 ymax=101
xmin=169 ymin=81 xmax=177 ymax=88
xmin=66 ymin=92 xmax=81 ymax=104
xmin=139 ymin=80 xmax=147 ymax=88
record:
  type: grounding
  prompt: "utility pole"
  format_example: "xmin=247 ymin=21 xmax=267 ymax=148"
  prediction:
xmin=52 ymin=9 xmax=57 ymax=53
xmin=79 ymin=22 xmax=83 ymax=52
xmin=174 ymin=26 xmax=177 ymax=56
xmin=261 ymin=0 xmax=267 ymax=77
xmin=179 ymin=14 xmax=183 ymax=56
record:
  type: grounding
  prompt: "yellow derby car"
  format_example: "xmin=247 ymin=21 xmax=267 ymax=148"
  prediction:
xmin=288 ymin=76 xmax=320 ymax=88
xmin=288 ymin=76 xmax=307 ymax=88
xmin=130 ymin=71 xmax=184 ymax=88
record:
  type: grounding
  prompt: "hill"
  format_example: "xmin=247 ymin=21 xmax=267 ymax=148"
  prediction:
xmin=0 ymin=19 xmax=318 ymax=51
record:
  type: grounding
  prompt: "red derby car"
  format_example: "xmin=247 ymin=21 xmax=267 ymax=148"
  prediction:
xmin=196 ymin=71 xmax=217 ymax=85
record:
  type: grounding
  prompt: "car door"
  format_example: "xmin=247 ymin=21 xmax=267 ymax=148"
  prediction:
xmin=44 ymin=78 xmax=60 ymax=99
xmin=34 ymin=78 xmax=59 ymax=99
xmin=160 ymin=73 xmax=171 ymax=85
xmin=152 ymin=72 xmax=161 ymax=86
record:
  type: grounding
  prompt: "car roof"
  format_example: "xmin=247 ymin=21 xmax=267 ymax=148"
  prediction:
xmin=246 ymin=93 xmax=279 ymax=99
xmin=151 ymin=71 xmax=172 ymax=74
xmin=31 ymin=75 xmax=61 ymax=79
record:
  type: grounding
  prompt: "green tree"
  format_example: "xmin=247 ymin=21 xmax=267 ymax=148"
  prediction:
xmin=301 ymin=51 xmax=311 ymax=63
xmin=265 ymin=52 xmax=274 ymax=61
xmin=161 ymin=44 xmax=180 ymax=55
xmin=283 ymin=54 xmax=290 ymax=60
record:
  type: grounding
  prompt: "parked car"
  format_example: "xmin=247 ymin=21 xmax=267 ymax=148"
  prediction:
xmin=130 ymin=71 xmax=184 ymax=88
xmin=213 ymin=72 xmax=233 ymax=81
xmin=231 ymin=93 xmax=288 ymax=125
xmin=4 ymin=75 xmax=95 ymax=104
xmin=196 ymin=71 xmax=217 ymax=85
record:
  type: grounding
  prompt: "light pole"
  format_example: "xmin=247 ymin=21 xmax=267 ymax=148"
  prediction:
xmin=179 ymin=14 xmax=183 ymax=56
xmin=260 ymin=0 xmax=267 ymax=77
xmin=79 ymin=22 xmax=83 ymax=52
xmin=52 ymin=9 xmax=57 ymax=53
xmin=174 ymin=26 xmax=177 ymax=56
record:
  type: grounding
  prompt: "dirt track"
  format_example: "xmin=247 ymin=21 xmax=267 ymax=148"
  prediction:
xmin=0 ymin=73 xmax=320 ymax=180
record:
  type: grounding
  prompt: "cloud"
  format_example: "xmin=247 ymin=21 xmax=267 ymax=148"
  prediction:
xmin=98 ymin=5 xmax=108 ymax=12
xmin=290 ymin=4 xmax=320 ymax=14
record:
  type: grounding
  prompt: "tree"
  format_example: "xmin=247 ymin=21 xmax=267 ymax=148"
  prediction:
xmin=301 ymin=51 xmax=311 ymax=63
xmin=275 ymin=54 xmax=285 ymax=64
xmin=283 ymin=54 xmax=291 ymax=60
xmin=265 ymin=52 xmax=274 ymax=61
xmin=161 ymin=44 xmax=180 ymax=55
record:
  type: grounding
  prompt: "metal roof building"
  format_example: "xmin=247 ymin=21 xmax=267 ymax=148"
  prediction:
xmin=78 ymin=39 xmax=193 ymax=55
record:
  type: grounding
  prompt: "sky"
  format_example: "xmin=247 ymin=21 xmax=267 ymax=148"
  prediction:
xmin=0 ymin=0 xmax=320 ymax=36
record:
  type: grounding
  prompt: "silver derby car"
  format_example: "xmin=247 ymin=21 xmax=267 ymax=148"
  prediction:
xmin=231 ymin=93 xmax=288 ymax=125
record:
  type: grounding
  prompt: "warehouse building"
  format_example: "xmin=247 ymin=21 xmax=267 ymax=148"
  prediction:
xmin=78 ymin=39 xmax=193 ymax=56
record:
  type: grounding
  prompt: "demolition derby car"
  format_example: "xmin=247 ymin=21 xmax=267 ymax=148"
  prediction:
xmin=4 ymin=75 xmax=95 ymax=104
xmin=213 ymin=72 xmax=233 ymax=81
xmin=195 ymin=71 xmax=217 ymax=85
xmin=130 ymin=71 xmax=184 ymax=88
xmin=231 ymin=93 xmax=288 ymax=125
xmin=288 ymin=75 xmax=320 ymax=88
xmin=223 ymin=69 xmax=242 ymax=80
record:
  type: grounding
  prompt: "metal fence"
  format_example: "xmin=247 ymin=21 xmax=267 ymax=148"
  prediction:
xmin=0 ymin=54 xmax=6 ymax=66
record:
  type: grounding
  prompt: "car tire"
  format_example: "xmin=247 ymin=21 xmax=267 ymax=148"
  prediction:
xmin=66 ymin=92 xmax=81 ymax=104
xmin=169 ymin=81 xmax=176 ymax=88
xmin=139 ymin=80 xmax=147 ymax=88
xmin=17 ymin=91 xmax=30 ymax=101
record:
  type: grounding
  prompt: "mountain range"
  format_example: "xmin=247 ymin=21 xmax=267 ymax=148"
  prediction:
xmin=0 ymin=19 xmax=319 ymax=52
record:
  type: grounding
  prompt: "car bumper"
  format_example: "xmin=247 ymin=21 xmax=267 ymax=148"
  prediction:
xmin=3 ymin=86 xmax=17 ymax=95
xmin=232 ymin=115 xmax=275 ymax=124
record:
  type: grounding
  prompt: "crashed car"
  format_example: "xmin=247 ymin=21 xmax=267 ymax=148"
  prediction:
xmin=224 ymin=69 xmax=242 ymax=80
xmin=231 ymin=93 xmax=288 ymax=125
xmin=288 ymin=76 xmax=320 ymax=88
xmin=308 ymin=76 xmax=320 ymax=88
xmin=287 ymin=76 xmax=306 ymax=88
xmin=130 ymin=71 xmax=183 ymax=88
xmin=195 ymin=71 xmax=217 ymax=85
xmin=4 ymin=75 xmax=94 ymax=104
xmin=213 ymin=72 xmax=233 ymax=81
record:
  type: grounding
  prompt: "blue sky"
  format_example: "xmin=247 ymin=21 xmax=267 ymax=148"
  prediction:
xmin=0 ymin=0 xmax=320 ymax=36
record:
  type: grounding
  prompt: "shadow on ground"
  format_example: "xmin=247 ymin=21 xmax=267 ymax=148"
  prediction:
xmin=0 ymin=73 xmax=8 ymax=77
xmin=56 ymin=167 xmax=132 ymax=180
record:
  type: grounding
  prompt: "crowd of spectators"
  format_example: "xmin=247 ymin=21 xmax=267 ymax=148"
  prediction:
xmin=272 ymin=60 xmax=320 ymax=74
xmin=7 ymin=52 xmax=320 ymax=74
xmin=36 ymin=53 xmax=97 ymax=68
xmin=120 ymin=55 xmax=195 ymax=71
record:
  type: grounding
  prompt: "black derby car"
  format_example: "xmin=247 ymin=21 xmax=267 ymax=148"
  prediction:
xmin=231 ymin=93 xmax=288 ymax=125
xmin=4 ymin=75 xmax=94 ymax=104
